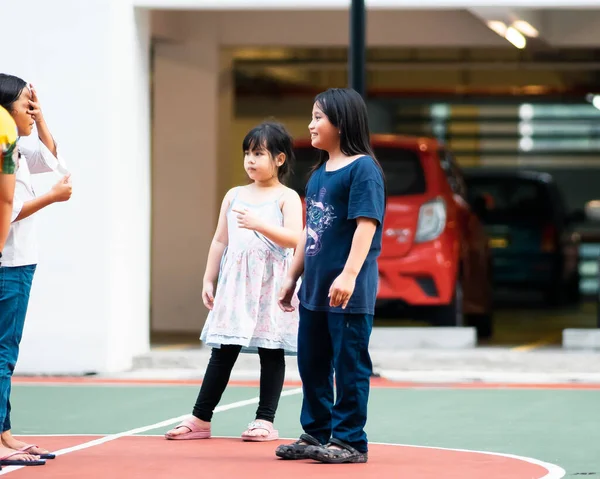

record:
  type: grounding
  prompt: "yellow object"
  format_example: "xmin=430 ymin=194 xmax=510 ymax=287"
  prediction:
xmin=0 ymin=106 xmax=18 ymax=174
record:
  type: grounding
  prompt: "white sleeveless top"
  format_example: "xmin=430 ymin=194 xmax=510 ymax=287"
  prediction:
xmin=200 ymin=187 xmax=299 ymax=353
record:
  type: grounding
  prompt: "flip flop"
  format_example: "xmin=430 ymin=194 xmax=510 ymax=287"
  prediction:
xmin=0 ymin=451 xmax=46 ymax=466
xmin=19 ymin=444 xmax=56 ymax=460
xmin=241 ymin=420 xmax=279 ymax=442
xmin=165 ymin=418 xmax=211 ymax=440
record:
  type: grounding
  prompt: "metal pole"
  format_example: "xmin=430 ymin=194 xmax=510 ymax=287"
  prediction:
xmin=349 ymin=0 xmax=366 ymax=98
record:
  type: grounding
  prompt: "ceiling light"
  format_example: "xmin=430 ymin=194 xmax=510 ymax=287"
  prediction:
xmin=519 ymin=104 xmax=534 ymax=120
xmin=486 ymin=20 xmax=507 ymax=36
xmin=505 ymin=26 xmax=527 ymax=49
xmin=512 ymin=20 xmax=539 ymax=38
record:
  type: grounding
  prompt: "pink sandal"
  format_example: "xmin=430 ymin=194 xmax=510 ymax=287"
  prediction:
xmin=19 ymin=444 xmax=55 ymax=459
xmin=164 ymin=418 xmax=211 ymax=440
xmin=241 ymin=420 xmax=279 ymax=442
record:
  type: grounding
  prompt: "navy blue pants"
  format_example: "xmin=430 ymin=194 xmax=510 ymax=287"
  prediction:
xmin=0 ymin=265 xmax=36 ymax=432
xmin=297 ymin=304 xmax=373 ymax=453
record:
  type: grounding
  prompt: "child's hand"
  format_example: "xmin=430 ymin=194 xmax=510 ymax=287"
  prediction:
xmin=278 ymin=277 xmax=297 ymax=312
xmin=50 ymin=174 xmax=72 ymax=202
xmin=27 ymin=85 xmax=45 ymax=124
xmin=232 ymin=207 xmax=263 ymax=232
xmin=202 ymin=281 xmax=215 ymax=310
xmin=328 ymin=271 xmax=356 ymax=309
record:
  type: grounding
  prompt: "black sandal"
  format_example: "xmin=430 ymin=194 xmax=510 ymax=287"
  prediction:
xmin=275 ymin=433 xmax=321 ymax=460
xmin=306 ymin=438 xmax=368 ymax=464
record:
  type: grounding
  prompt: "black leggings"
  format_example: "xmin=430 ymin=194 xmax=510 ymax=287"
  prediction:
xmin=192 ymin=345 xmax=285 ymax=423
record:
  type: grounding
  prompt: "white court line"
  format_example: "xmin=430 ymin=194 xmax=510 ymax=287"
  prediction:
xmin=0 ymin=387 xmax=303 ymax=475
xmin=369 ymin=442 xmax=566 ymax=479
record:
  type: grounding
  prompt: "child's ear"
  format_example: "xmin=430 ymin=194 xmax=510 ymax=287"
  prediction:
xmin=276 ymin=152 xmax=286 ymax=167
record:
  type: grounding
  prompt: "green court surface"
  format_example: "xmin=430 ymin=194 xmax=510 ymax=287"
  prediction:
xmin=6 ymin=379 xmax=600 ymax=477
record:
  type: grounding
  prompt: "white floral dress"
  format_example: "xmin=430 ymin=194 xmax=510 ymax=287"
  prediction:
xmin=200 ymin=187 xmax=299 ymax=354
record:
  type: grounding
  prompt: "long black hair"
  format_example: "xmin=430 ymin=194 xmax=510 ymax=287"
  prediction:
xmin=242 ymin=120 xmax=295 ymax=184
xmin=310 ymin=88 xmax=386 ymax=194
xmin=0 ymin=74 xmax=27 ymax=112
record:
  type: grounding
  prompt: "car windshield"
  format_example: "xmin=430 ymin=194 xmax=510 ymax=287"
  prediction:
xmin=466 ymin=177 xmax=552 ymax=223
xmin=289 ymin=146 xmax=426 ymax=196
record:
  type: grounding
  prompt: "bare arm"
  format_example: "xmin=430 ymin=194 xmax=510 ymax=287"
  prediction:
xmin=329 ymin=217 xmax=378 ymax=309
xmin=35 ymin=120 xmax=57 ymax=158
xmin=342 ymin=217 xmax=378 ymax=277
xmin=289 ymin=227 xmax=306 ymax=280
xmin=14 ymin=192 xmax=54 ymax=222
xmin=13 ymin=175 xmax=72 ymax=222
xmin=252 ymin=190 xmax=303 ymax=249
xmin=0 ymin=173 xmax=15 ymax=251
xmin=203 ymin=190 xmax=233 ymax=285
xmin=201 ymin=189 xmax=236 ymax=310
xmin=29 ymin=86 xmax=58 ymax=157
xmin=278 ymin=227 xmax=306 ymax=312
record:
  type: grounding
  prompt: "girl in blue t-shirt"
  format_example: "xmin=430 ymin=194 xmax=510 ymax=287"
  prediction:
xmin=276 ymin=88 xmax=386 ymax=464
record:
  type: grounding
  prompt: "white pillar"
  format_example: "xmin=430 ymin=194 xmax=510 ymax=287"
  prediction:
xmin=151 ymin=18 xmax=233 ymax=335
xmin=2 ymin=0 xmax=151 ymax=373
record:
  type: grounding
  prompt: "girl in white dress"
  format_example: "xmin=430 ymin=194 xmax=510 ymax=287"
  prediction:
xmin=166 ymin=121 xmax=302 ymax=442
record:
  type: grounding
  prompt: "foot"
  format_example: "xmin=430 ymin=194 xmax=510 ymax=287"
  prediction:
xmin=165 ymin=417 xmax=210 ymax=439
xmin=242 ymin=420 xmax=273 ymax=438
xmin=306 ymin=439 xmax=368 ymax=464
xmin=1 ymin=431 xmax=49 ymax=457
xmin=0 ymin=446 xmax=39 ymax=462
xmin=275 ymin=433 xmax=321 ymax=460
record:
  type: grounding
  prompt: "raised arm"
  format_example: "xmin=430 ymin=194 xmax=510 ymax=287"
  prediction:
xmin=21 ymin=85 xmax=68 ymax=175
xmin=28 ymin=85 xmax=57 ymax=157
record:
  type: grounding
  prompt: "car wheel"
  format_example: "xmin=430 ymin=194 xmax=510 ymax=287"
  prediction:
xmin=545 ymin=282 xmax=565 ymax=307
xmin=466 ymin=263 xmax=494 ymax=340
xmin=466 ymin=313 xmax=493 ymax=340
xmin=565 ymin=272 xmax=581 ymax=305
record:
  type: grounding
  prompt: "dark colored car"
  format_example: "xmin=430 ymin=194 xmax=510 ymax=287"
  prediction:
xmin=464 ymin=170 xmax=581 ymax=305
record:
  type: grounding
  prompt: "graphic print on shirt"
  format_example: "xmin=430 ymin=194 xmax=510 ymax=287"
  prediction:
xmin=306 ymin=187 xmax=336 ymax=257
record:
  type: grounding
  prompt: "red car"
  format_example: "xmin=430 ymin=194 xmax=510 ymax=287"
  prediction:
xmin=291 ymin=135 xmax=493 ymax=338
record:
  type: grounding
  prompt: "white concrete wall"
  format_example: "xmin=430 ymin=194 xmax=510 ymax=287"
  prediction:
xmin=150 ymin=12 xmax=233 ymax=335
xmin=2 ymin=0 xmax=151 ymax=374
xmin=151 ymin=43 xmax=221 ymax=334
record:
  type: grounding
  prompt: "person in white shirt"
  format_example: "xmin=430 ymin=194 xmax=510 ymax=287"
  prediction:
xmin=0 ymin=74 xmax=72 ymax=466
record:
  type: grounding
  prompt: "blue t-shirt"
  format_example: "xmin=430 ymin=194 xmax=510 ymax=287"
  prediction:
xmin=298 ymin=156 xmax=385 ymax=315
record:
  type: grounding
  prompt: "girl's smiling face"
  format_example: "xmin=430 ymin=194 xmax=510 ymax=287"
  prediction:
xmin=308 ymin=102 xmax=339 ymax=151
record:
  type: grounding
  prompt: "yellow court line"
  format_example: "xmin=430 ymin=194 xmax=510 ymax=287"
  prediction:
xmin=511 ymin=333 xmax=561 ymax=352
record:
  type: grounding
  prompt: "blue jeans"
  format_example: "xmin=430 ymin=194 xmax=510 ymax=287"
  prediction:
xmin=0 ymin=265 xmax=36 ymax=433
xmin=297 ymin=304 xmax=373 ymax=453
